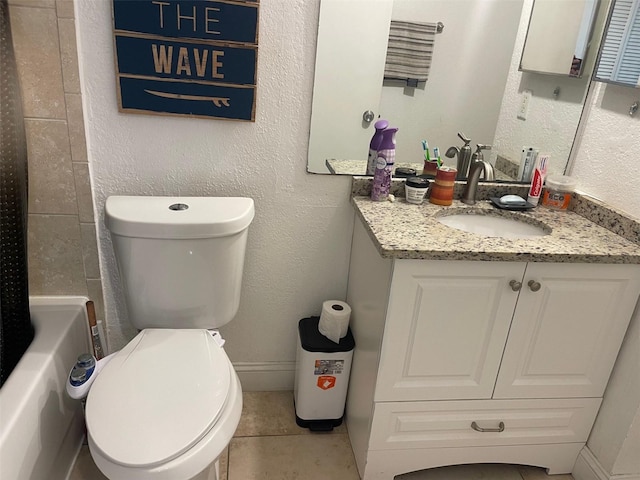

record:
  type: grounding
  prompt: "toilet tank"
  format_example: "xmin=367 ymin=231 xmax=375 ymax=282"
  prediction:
xmin=105 ymin=196 xmax=254 ymax=330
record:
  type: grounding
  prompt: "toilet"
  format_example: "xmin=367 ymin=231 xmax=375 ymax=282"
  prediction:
xmin=85 ymin=196 xmax=254 ymax=480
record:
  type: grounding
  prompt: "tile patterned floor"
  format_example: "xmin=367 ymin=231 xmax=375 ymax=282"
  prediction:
xmin=69 ymin=391 xmax=574 ymax=480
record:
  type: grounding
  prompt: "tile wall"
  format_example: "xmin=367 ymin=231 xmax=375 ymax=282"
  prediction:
xmin=8 ymin=0 xmax=105 ymax=345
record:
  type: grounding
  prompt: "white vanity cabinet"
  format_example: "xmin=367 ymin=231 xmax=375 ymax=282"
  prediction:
xmin=345 ymin=221 xmax=640 ymax=480
xmin=374 ymin=260 xmax=524 ymax=403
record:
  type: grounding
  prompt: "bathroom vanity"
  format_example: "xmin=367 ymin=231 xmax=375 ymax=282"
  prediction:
xmin=345 ymin=191 xmax=640 ymax=480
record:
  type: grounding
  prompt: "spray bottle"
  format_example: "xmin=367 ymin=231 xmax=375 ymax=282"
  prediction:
xmin=366 ymin=119 xmax=389 ymax=175
xmin=371 ymin=128 xmax=398 ymax=201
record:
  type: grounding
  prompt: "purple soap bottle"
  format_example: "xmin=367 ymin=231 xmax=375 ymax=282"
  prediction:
xmin=371 ymin=128 xmax=398 ymax=201
xmin=366 ymin=119 xmax=389 ymax=175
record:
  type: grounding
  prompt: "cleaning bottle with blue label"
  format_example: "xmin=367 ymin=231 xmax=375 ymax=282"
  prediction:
xmin=371 ymin=127 xmax=398 ymax=201
xmin=366 ymin=119 xmax=389 ymax=175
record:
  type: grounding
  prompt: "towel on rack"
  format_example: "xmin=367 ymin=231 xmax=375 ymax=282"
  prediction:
xmin=384 ymin=20 xmax=438 ymax=85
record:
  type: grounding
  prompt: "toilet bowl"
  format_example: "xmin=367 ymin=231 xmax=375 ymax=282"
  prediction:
xmin=86 ymin=329 xmax=242 ymax=480
xmin=85 ymin=196 xmax=255 ymax=480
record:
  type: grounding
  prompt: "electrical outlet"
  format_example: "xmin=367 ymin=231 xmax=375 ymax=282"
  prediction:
xmin=517 ymin=90 xmax=532 ymax=120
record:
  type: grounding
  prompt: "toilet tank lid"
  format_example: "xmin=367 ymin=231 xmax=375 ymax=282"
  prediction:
xmin=105 ymin=196 xmax=254 ymax=238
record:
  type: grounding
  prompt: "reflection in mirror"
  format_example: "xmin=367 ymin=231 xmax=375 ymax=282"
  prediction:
xmin=594 ymin=0 xmax=640 ymax=87
xmin=520 ymin=0 xmax=599 ymax=77
xmin=308 ymin=0 xmax=609 ymax=182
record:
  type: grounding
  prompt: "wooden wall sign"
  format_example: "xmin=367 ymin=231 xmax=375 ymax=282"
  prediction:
xmin=112 ymin=0 xmax=259 ymax=122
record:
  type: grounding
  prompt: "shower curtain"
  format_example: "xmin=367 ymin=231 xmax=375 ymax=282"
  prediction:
xmin=0 ymin=0 xmax=35 ymax=386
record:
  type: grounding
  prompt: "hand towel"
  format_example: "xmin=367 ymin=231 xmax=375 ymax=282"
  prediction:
xmin=384 ymin=20 xmax=438 ymax=86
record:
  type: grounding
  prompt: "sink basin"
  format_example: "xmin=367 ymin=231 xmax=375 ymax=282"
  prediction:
xmin=437 ymin=212 xmax=550 ymax=239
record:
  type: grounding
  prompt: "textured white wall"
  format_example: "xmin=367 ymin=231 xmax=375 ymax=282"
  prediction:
xmin=570 ymin=81 xmax=640 ymax=477
xmin=75 ymin=0 xmax=355 ymax=368
xmin=493 ymin=0 xmax=593 ymax=178
xmin=583 ymin=305 xmax=640 ymax=475
xmin=571 ymin=82 xmax=640 ymax=219
xmin=614 ymin=407 xmax=640 ymax=474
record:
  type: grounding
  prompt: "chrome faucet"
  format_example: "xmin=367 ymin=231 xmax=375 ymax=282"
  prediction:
xmin=445 ymin=132 xmax=472 ymax=179
xmin=471 ymin=144 xmax=492 ymax=164
xmin=461 ymin=159 xmax=495 ymax=205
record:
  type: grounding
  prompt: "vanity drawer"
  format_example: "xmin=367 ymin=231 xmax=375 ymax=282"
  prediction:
xmin=369 ymin=398 xmax=601 ymax=451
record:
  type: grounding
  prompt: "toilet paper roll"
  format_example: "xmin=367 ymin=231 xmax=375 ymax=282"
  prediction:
xmin=318 ymin=300 xmax=351 ymax=344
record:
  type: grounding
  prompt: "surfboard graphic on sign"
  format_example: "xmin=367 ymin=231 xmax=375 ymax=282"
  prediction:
xmin=112 ymin=0 xmax=259 ymax=122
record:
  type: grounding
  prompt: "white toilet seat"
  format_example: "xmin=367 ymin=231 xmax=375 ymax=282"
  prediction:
xmin=86 ymin=329 xmax=242 ymax=480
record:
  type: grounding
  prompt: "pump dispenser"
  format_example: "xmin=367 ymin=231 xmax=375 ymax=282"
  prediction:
xmin=366 ymin=119 xmax=389 ymax=175
xmin=371 ymin=128 xmax=398 ymax=201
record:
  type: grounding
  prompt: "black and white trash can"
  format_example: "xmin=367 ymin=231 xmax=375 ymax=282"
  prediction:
xmin=294 ymin=316 xmax=355 ymax=431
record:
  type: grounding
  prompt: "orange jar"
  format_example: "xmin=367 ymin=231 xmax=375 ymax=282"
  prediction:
xmin=429 ymin=166 xmax=457 ymax=206
xmin=541 ymin=175 xmax=577 ymax=211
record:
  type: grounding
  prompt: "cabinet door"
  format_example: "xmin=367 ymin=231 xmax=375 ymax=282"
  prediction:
xmin=494 ymin=263 xmax=640 ymax=399
xmin=375 ymin=260 xmax=525 ymax=402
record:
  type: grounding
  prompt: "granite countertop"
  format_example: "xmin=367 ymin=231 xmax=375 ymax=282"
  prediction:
xmin=326 ymin=159 xmax=515 ymax=181
xmin=352 ymin=196 xmax=640 ymax=263
xmin=326 ymin=159 xmax=424 ymax=175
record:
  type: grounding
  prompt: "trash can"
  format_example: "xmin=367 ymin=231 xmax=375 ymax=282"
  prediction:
xmin=294 ymin=316 xmax=355 ymax=431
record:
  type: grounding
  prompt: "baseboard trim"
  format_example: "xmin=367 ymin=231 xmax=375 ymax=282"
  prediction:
xmin=233 ymin=361 xmax=296 ymax=392
xmin=573 ymin=447 xmax=640 ymax=480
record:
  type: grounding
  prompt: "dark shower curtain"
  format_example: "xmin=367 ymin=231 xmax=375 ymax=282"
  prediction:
xmin=0 ymin=0 xmax=35 ymax=386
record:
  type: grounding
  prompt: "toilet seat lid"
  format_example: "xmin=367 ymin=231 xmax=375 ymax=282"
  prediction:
xmin=86 ymin=329 xmax=231 ymax=468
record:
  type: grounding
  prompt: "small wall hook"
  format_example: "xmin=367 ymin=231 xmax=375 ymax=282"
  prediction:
xmin=553 ymin=87 xmax=560 ymax=99
xmin=630 ymin=101 xmax=638 ymax=117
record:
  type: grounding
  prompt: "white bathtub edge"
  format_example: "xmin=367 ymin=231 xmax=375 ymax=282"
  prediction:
xmin=0 ymin=296 xmax=91 ymax=480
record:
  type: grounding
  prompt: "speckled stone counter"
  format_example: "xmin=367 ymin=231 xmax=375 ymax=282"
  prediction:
xmin=351 ymin=195 xmax=640 ymax=264
xmin=326 ymin=159 xmax=424 ymax=175
xmin=326 ymin=159 xmax=515 ymax=180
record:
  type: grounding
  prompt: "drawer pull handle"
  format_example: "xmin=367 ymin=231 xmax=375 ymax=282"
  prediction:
xmin=528 ymin=280 xmax=541 ymax=292
xmin=471 ymin=421 xmax=505 ymax=433
xmin=509 ymin=280 xmax=522 ymax=291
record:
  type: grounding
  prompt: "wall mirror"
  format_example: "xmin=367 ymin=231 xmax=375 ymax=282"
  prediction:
xmin=307 ymin=0 xmax=609 ymax=182
xmin=594 ymin=0 xmax=640 ymax=87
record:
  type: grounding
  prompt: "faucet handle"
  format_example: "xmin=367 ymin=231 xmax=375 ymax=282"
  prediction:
xmin=457 ymin=132 xmax=471 ymax=145
xmin=472 ymin=144 xmax=493 ymax=165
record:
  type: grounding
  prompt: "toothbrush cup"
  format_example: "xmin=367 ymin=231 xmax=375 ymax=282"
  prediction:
xmin=429 ymin=166 xmax=457 ymax=206
xmin=422 ymin=160 xmax=439 ymax=177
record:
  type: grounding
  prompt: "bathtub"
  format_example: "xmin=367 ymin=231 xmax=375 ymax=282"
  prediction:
xmin=0 ymin=296 xmax=92 ymax=480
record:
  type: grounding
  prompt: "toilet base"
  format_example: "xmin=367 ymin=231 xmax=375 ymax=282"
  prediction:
xmin=191 ymin=458 xmax=220 ymax=480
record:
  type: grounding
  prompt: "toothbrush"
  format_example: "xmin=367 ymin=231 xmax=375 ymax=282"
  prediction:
xmin=422 ymin=140 xmax=431 ymax=161
xmin=433 ymin=147 xmax=441 ymax=167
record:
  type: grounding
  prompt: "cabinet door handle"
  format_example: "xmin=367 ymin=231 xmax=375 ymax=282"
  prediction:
xmin=471 ymin=421 xmax=505 ymax=433
xmin=528 ymin=280 xmax=541 ymax=292
xmin=509 ymin=280 xmax=522 ymax=291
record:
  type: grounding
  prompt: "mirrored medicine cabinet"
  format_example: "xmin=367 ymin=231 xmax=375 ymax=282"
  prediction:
xmin=520 ymin=0 xmax=600 ymax=77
